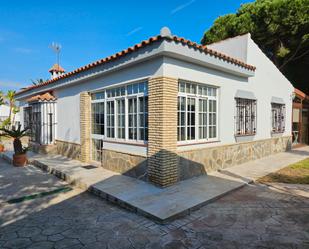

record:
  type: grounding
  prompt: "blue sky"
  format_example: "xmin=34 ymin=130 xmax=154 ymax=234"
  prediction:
xmin=0 ymin=0 xmax=253 ymax=92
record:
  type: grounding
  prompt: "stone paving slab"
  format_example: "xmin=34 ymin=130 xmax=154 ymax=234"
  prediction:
xmin=0 ymin=155 xmax=67 ymax=203
xmin=0 ymin=151 xmax=246 ymax=222
xmin=219 ymin=146 xmax=309 ymax=182
xmin=1 ymin=146 xmax=309 ymax=222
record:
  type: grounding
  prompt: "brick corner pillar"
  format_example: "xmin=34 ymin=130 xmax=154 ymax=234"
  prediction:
xmin=148 ymin=76 xmax=178 ymax=187
xmin=80 ymin=91 xmax=91 ymax=163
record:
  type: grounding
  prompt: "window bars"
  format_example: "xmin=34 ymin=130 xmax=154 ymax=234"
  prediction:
xmin=235 ymin=98 xmax=257 ymax=136
xmin=271 ymin=103 xmax=285 ymax=133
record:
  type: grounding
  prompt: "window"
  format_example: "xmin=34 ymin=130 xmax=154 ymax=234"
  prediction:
xmin=138 ymin=96 xmax=148 ymax=140
xmin=92 ymin=139 xmax=103 ymax=162
xmin=178 ymin=97 xmax=186 ymax=141
xmin=31 ymin=103 xmax=41 ymax=143
xmin=116 ymin=99 xmax=125 ymax=139
xmin=177 ymin=81 xmax=218 ymax=142
xmin=198 ymin=99 xmax=207 ymax=139
xmin=91 ymin=102 xmax=104 ymax=135
xmin=24 ymin=106 xmax=32 ymax=129
xmin=106 ymin=101 xmax=115 ymax=138
xmin=235 ymin=98 xmax=257 ymax=136
xmin=187 ymin=98 xmax=196 ymax=140
xmin=272 ymin=103 xmax=285 ymax=133
xmin=209 ymin=100 xmax=217 ymax=138
xmin=128 ymin=98 xmax=137 ymax=140
xmin=90 ymin=81 xmax=148 ymax=160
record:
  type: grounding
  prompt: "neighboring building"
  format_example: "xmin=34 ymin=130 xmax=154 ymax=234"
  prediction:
xmin=15 ymin=28 xmax=294 ymax=187
xmin=292 ymin=88 xmax=309 ymax=145
xmin=0 ymin=105 xmax=10 ymax=122
xmin=0 ymin=104 xmax=20 ymax=125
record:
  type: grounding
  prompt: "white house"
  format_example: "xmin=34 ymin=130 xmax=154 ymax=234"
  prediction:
xmin=0 ymin=104 xmax=20 ymax=125
xmin=15 ymin=28 xmax=293 ymax=187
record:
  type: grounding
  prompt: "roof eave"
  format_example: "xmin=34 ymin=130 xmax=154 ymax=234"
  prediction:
xmin=16 ymin=36 xmax=256 ymax=100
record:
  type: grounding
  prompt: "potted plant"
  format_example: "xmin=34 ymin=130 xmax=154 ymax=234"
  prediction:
xmin=0 ymin=125 xmax=29 ymax=167
xmin=0 ymin=139 xmax=4 ymax=152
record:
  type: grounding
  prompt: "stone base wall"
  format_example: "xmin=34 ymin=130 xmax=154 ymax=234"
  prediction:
xmin=178 ymin=136 xmax=292 ymax=180
xmin=55 ymin=140 xmax=81 ymax=160
xmin=29 ymin=142 xmax=57 ymax=155
xmin=29 ymin=140 xmax=81 ymax=160
xmin=101 ymin=149 xmax=147 ymax=180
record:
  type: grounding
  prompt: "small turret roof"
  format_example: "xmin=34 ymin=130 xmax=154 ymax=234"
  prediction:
xmin=48 ymin=64 xmax=65 ymax=73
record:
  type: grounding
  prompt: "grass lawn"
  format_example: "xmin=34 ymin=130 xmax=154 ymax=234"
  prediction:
xmin=258 ymin=158 xmax=309 ymax=184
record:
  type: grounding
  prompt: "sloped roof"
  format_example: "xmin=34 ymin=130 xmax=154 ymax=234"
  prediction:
xmin=27 ymin=92 xmax=56 ymax=102
xmin=49 ymin=63 xmax=65 ymax=73
xmin=294 ymin=88 xmax=309 ymax=100
xmin=16 ymin=34 xmax=256 ymax=96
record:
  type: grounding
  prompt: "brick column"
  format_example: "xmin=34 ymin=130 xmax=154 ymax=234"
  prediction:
xmin=148 ymin=76 xmax=178 ymax=187
xmin=80 ymin=92 xmax=91 ymax=162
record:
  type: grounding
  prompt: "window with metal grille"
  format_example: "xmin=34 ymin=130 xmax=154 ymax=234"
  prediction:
xmin=235 ymin=98 xmax=257 ymax=136
xmin=272 ymin=103 xmax=285 ymax=133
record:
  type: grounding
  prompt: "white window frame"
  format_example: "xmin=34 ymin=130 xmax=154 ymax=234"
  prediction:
xmin=90 ymin=80 xmax=148 ymax=146
xmin=177 ymin=81 xmax=219 ymax=145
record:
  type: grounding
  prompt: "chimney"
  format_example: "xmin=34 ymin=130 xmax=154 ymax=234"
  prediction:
xmin=49 ymin=64 xmax=65 ymax=79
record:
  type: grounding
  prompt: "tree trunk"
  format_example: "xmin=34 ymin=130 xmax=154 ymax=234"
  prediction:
xmin=13 ymin=138 xmax=23 ymax=155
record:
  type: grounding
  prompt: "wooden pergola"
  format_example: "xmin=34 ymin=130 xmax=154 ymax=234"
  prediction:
xmin=292 ymin=88 xmax=309 ymax=146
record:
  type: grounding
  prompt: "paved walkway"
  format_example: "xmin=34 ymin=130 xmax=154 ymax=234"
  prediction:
xmin=0 ymin=158 xmax=67 ymax=203
xmin=1 ymin=146 xmax=309 ymax=222
xmin=1 ymin=157 xmax=309 ymax=249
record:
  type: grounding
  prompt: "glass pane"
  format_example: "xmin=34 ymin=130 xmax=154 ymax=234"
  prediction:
xmin=181 ymin=113 xmax=185 ymax=125
xmin=186 ymin=83 xmax=190 ymax=93
xmin=121 ymin=87 xmax=125 ymax=96
xmin=198 ymin=86 xmax=202 ymax=95
xmin=179 ymin=82 xmax=185 ymax=92
xmin=139 ymin=82 xmax=145 ymax=93
xmin=127 ymin=85 xmax=133 ymax=95
xmin=133 ymin=83 xmax=139 ymax=94
xmin=139 ymin=97 xmax=144 ymax=112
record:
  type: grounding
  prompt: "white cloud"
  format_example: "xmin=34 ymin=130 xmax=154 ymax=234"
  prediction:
xmin=126 ymin=27 xmax=143 ymax=36
xmin=0 ymin=80 xmax=27 ymax=89
xmin=171 ymin=0 xmax=196 ymax=15
xmin=14 ymin=47 xmax=34 ymax=54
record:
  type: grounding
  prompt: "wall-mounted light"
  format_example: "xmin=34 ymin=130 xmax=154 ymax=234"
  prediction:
xmin=291 ymin=92 xmax=296 ymax=100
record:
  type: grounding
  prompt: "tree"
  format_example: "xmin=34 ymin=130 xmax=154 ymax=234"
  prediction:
xmin=201 ymin=0 xmax=309 ymax=93
xmin=0 ymin=90 xmax=19 ymax=129
xmin=6 ymin=90 xmax=16 ymax=125
xmin=0 ymin=91 xmax=4 ymax=107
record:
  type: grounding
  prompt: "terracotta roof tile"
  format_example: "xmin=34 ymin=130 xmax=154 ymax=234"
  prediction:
xmin=17 ymin=35 xmax=256 ymax=96
xmin=49 ymin=64 xmax=65 ymax=73
xmin=27 ymin=92 xmax=56 ymax=102
xmin=294 ymin=88 xmax=308 ymax=100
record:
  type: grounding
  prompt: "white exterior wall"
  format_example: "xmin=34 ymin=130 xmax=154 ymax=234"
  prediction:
xmin=53 ymin=57 xmax=164 ymax=155
xmin=162 ymin=35 xmax=293 ymax=151
xmin=17 ymin=34 xmax=293 ymax=156
xmin=207 ymin=34 xmax=248 ymax=62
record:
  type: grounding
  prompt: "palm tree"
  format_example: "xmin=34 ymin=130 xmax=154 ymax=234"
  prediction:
xmin=0 ymin=125 xmax=29 ymax=155
xmin=0 ymin=91 xmax=4 ymax=106
xmin=31 ymin=78 xmax=45 ymax=85
xmin=6 ymin=90 xmax=16 ymax=126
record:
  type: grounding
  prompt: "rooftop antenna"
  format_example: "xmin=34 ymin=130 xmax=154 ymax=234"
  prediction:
xmin=49 ymin=42 xmax=62 ymax=66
